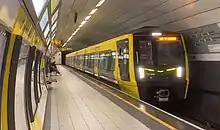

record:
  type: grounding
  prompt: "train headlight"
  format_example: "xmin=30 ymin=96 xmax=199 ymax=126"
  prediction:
xmin=176 ymin=67 xmax=183 ymax=78
xmin=139 ymin=67 xmax=145 ymax=79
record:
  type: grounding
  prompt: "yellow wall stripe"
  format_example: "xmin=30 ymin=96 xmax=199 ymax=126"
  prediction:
xmin=1 ymin=34 xmax=16 ymax=130
xmin=30 ymin=113 xmax=42 ymax=130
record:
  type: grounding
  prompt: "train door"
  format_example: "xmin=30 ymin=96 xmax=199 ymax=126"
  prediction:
xmin=94 ymin=47 xmax=100 ymax=76
xmin=117 ymin=39 xmax=130 ymax=81
xmin=117 ymin=36 xmax=140 ymax=98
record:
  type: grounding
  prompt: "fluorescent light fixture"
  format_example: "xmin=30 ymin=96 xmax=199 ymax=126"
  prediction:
xmin=81 ymin=20 xmax=87 ymax=25
xmin=72 ymin=32 xmax=76 ymax=36
xmin=89 ymin=8 xmax=98 ymax=15
xmin=62 ymin=42 xmax=67 ymax=47
xmin=96 ymin=0 xmax=105 ymax=7
xmin=152 ymin=32 xmax=162 ymax=36
xmin=139 ymin=67 xmax=145 ymax=79
xmin=67 ymin=36 xmax=72 ymax=41
xmin=76 ymin=28 xmax=80 ymax=31
xmin=176 ymin=67 xmax=183 ymax=78
xmin=85 ymin=15 xmax=91 ymax=21
xmin=79 ymin=24 xmax=83 ymax=28
xmin=63 ymin=3 xmax=101 ymax=47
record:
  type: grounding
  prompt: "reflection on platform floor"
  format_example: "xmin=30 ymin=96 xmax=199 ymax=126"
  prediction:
xmin=43 ymin=66 xmax=150 ymax=130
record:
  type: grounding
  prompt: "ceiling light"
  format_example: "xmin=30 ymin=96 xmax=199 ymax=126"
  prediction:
xmin=96 ymin=0 xmax=105 ymax=7
xmin=81 ymin=20 xmax=87 ymax=25
xmin=89 ymin=8 xmax=98 ymax=15
xmin=85 ymin=15 xmax=91 ymax=21
xmin=62 ymin=42 xmax=67 ymax=47
xmin=76 ymin=28 xmax=80 ymax=31
xmin=79 ymin=24 xmax=83 ymax=28
xmin=152 ymin=32 xmax=162 ymax=36
xmin=67 ymin=36 xmax=73 ymax=41
xmin=72 ymin=32 xmax=76 ymax=36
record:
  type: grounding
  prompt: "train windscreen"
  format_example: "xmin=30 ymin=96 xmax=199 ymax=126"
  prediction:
xmin=135 ymin=36 xmax=184 ymax=67
xmin=156 ymin=41 xmax=184 ymax=66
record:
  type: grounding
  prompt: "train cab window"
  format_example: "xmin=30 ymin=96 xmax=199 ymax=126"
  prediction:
xmin=156 ymin=40 xmax=184 ymax=66
xmin=138 ymin=40 xmax=153 ymax=66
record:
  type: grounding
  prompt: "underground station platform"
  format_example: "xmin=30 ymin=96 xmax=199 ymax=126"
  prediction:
xmin=43 ymin=66 xmax=205 ymax=130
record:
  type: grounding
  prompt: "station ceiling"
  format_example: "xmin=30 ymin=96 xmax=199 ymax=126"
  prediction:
xmin=56 ymin=0 xmax=220 ymax=51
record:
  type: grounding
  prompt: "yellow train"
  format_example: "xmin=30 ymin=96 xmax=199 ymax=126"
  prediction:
xmin=66 ymin=27 xmax=189 ymax=102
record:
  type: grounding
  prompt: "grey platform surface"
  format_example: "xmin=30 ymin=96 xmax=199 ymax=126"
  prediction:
xmin=43 ymin=66 xmax=150 ymax=130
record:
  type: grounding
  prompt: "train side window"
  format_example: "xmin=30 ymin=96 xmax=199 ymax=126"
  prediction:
xmin=85 ymin=55 xmax=88 ymax=67
xmin=76 ymin=56 xmax=79 ymax=65
xmin=91 ymin=54 xmax=94 ymax=68
xmin=109 ymin=51 xmax=116 ymax=71
xmin=99 ymin=53 xmax=105 ymax=69
xmin=138 ymin=40 xmax=153 ymax=66
xmin=14 ymin=41 xmax=30 ymax=129
xmin=73 ymin=56 xmax=75 ymax=65
xmin=81 ymin=55 xmax=84 ymax=66
xmin=104 ymin=52 xmax=110 ymax=70
xmin=88 ymin=55 xmax=91 ymax=68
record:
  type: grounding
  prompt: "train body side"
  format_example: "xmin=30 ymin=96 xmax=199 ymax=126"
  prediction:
xmin=65 ymin=32 xmax=189 ymax=102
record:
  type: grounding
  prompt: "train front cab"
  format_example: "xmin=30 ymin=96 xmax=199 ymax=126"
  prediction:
xmin=133 ymin=33 xmax=189 ymax=102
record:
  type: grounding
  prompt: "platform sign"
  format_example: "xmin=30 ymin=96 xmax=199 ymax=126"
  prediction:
xmin=208 ymin=44 xmax=220 ymax=52
xmin=32 ymin=0 xmax=47 ymax=17
xmin=39 ymin=9 xmax=49 ymax=31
